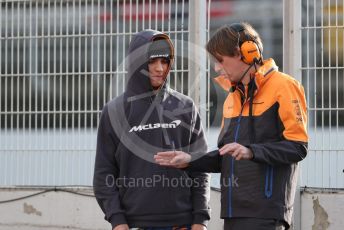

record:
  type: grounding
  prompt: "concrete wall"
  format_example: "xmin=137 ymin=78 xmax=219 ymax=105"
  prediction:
xmin=2 ymin=187 xmax=343 ymax=230
xmin=301 ymin=189 xmax=344 ymax=230
xmin=0 ymin=187 xmax=107 ymax=230
xmin=0 ymin=187 xmax=223 ymax=230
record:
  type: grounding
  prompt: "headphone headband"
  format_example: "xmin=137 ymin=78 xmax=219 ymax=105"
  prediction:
xmin=229 ymin=23 xmax=262 ymax=65
xmin=230 ymin=23 xmax=245 ymax=33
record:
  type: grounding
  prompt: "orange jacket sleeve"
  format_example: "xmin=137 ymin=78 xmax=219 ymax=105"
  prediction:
xmin=276 ymin=76 xmax=308 ymax=143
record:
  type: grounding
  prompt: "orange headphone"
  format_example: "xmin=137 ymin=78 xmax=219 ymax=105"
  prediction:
xmin=230 ymin=23 xmax=262 ymax=65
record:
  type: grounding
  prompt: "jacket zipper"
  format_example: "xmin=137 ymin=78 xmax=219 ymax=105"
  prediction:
xmin=228 ymin=101 xmax=245 ymax=217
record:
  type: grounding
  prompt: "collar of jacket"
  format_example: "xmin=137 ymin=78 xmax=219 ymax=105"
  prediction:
xmin=213 ymin=58 xmax=278 ymax=92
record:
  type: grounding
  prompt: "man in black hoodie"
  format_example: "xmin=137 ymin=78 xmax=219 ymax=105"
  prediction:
xmin=93 ymin=30 xmax=210 ymax=230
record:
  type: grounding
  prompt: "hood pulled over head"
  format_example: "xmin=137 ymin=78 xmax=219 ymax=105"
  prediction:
xmin=126 ymin=30 xmax=174 ymax=96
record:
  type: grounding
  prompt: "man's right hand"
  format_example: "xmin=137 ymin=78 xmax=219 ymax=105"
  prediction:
xmin=154 ymin=151 xmax=191 ymax=168
xmin=113 ymin=224 xmax=129 ymax=230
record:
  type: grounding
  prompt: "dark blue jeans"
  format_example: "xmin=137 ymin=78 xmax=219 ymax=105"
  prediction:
xmin=140 ymin=226 xmax=191 ymax=230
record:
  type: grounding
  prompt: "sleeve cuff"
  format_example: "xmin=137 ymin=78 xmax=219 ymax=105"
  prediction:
xmin=109 ymin=213 xmax=127 ymax=229
xmin=193 ymin=213 xmax=210 ymax=227
xmin=246 ymin=145 xmax=255 ymax=161
xmin=248 ymin=144 xmax=262 ymax=163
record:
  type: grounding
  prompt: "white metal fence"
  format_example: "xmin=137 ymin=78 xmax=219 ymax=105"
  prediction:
xmin=0 ymin=0 xmax=211 ymax=186
xmin=285 ymin=0 xmax=344 ymax=189
xmin=3 ymin=0 xmax=341 ymax=190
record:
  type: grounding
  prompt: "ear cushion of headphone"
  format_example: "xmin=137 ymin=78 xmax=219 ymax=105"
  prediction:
xmin=240 ymin=41 xmax=261 ymax=64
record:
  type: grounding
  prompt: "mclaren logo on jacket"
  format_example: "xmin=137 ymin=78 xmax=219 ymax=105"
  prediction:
xmin=129 ymin=120 xmax=181 ymax=132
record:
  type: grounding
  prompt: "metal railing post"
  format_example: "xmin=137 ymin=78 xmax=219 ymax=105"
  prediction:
xmin=189 ymin=0 xmax=207 ymax=125
xmin=283 ymin=0 xmax=302 ymax=229
xmin=283 ymin=0 xmax=302 ymax=81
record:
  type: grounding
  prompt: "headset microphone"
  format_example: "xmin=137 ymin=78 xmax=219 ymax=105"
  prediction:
xmin=229 ymin=23 xmax=260 ymax=143
xmin=238 ymin=63 xmax=254 ymax=83
xmin=229 ymin=62 xmax=254 ymax=93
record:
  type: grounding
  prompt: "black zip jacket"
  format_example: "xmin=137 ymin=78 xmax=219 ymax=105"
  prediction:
xmin=93 ymin=30 xmax=210 ymax=229
xmin=189 ymin=59 xmax=308 ymax=227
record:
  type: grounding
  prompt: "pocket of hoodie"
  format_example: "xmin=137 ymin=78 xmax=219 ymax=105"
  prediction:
xmin=120 ymin=170 xmax=192 ymax=215
xmin=122 ymin=186 xmax=167 ymax=215
xmin=121 ymin=172 xmax=168 ymax=215
xmin=159 ymin=169 xmax=193 ymax=212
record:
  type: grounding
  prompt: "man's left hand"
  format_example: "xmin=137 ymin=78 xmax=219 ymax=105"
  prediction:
xmin=191 ymin=224 xmax=207 ymax=230
xmin=219 ymin=143 xmax=253 ymax=160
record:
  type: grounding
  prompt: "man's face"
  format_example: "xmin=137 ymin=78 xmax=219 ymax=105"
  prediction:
xmin=148 ymin=57 xmax=169 ymax=89
xmin=213 ymin=53 xmax=243 ymax=82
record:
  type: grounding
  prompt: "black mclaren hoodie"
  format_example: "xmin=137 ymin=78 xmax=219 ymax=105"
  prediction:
xmin=93 ymin=30 xmax=210 ymax=229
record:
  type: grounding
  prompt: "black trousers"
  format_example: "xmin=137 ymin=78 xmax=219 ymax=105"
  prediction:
xmin=224 ymin=218 xmax=288 ymax=230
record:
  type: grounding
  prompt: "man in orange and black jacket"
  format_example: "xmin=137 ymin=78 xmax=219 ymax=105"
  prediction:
xmin=155 ymin=22 xmax=308 ymax=230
